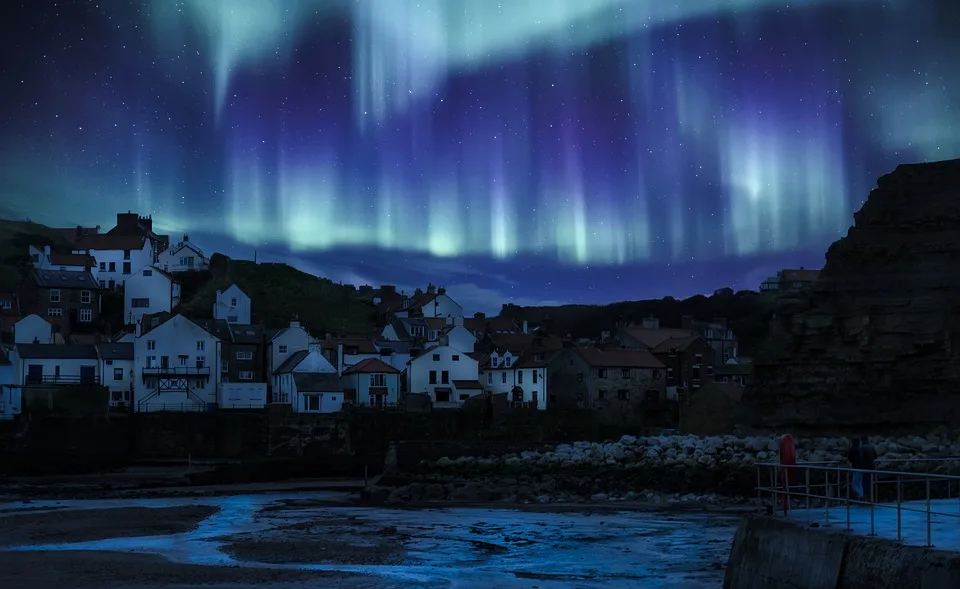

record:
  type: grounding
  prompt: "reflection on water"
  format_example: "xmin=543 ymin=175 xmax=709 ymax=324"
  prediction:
xmin=3 ymin=493 xmax=737 ymax=588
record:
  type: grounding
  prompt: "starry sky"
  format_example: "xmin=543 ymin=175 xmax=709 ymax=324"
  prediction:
xmin=1 ymin=1 xmax=958 ymax=314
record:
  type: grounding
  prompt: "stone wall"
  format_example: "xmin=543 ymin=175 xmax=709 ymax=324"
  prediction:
xmin=724 ymin=515 xmax=960 ymax=589
xmin=0 ymin=415 xmax=131 ymax=475
xmin=746 ymin=158 xmax=960 ymax=430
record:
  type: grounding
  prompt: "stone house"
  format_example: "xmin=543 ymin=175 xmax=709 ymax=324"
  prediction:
xmin=650 ymin=335 xmax=716 ymax=401
xmin=546 ymin=346 xmax=666 ymax=421
xmin=19 ymin=269 xmax=101 ymax=336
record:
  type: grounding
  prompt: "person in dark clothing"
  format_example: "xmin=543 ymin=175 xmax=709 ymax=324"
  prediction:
xmin=847 ymin=438 xmax=864 ymax=500
xmin=860 ymin=436 xmax=878 ymax=501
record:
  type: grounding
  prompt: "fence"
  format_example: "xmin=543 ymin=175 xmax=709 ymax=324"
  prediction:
xmin=756 ymin=460 xmax=960 ymax=548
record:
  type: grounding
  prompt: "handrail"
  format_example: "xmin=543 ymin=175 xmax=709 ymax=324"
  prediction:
xmin=756 ymin=461 xmax=960 ymax=548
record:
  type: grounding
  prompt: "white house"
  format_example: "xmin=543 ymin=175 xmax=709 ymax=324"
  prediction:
xmin=72 ymin=233 xmax=154 ymax=289
xmin=483 ymin=348 xmax=550 ymax=410
xmin=97 ymin=342 xmax=134 ymax=407
xmin=213 ymin=284 xmax=252 ymax=324
xmin=0 ymin=349 xmax=19 ymax=420
xmin=157 ymin=234 xmax=209 ymax=272
xmin=134 ymin=314 xmax=221 ymax=412
xmin=29 ymin=245 xmax=98 ymax=279
xmin=395 ymin=287 xmax=463 ymax=319
xmin=443 ymin=320 xmax=478 ymax=355
xmin=267 ymin=319 xmax=311 ymax=376
xmin=271 ymin=347 xmax=342 ymax=412
xmin=406 ymin=343 xmax=481 ymax=408
xmin=380 ymin=317 xmax=446 ymax=346
xmin=14 ymin=343 xmax=100 ymax=386
xmin=341 ymin=357 xmax=401 ymax=407
xmin=123 ymin=266 xmax=182 ymax=326
xmin=13 ymin=314 xmax=56 ymax=344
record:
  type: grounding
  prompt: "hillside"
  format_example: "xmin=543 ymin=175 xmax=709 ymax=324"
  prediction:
xmin=0 ymin=219 xmax=73 ymax=292
xmin=178 ymin=253 xmax=378 ymax=335
xmin=500 ymin=290 xmax=777 ymax=356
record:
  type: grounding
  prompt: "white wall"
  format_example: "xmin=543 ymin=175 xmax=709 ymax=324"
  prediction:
xmin=380 ymin=324 xmax=403 ymax=341
xmin=421 ymin=294 xmax=463 ymax=318
xmin=268 ymin=323 xmax=310 ymax=375
xmin=213 ymin=285 xmax=251 ymax=324
xmin=30 ymin=245 xmax=97 ymax=279
xmin=14 ymin=314 xmax=53 ymax=344
xmin=133 ymin=314 xmax=221 ymax=412
xmin=0 ymin=384 xmax=21 ymax=420
xmin=293 ymin=348 xmax=337 ymax=374
xmin=220 ymin=382 xmax=267 ymax=408
xmin=445 ymin=325 xmax=477 ymax=355
xmin=124 ymin=266 xmax=180 ymax=326
xmin=102 ymin=358 xmax=134 ymax=405
xmin=82 ymin=243 xmax=153 ymax=288
xmin=407 ymin=345 xmax=479 ymax=407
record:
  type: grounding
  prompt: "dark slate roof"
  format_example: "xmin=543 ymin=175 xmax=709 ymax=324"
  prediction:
xmin=16 ymin=343 xmax=98 ymax=360
xmin=230 ymin=324 xmax=264 ymax=344
xmin=32 ymin=269 xmax=99 ymax=290
xmin=274 ymin=349 xmax=309 ymax=374
xmin=191 ymin=317 xmax=231 ymax=341
xmin=293 ymin=372 xmax=342 ymax=392
xmin=97 ymin=342 xmax=133 ymax=360
xmin=343 ymin=358 xmax=400 ymax=375
xmin=374 ymin=339 xmax=416 ymax=353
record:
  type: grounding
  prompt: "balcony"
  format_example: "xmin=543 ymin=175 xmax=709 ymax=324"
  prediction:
xmin=141 ymin=366 xmax=211 ymax=380
xmin=26 ymin=375 xmax=100 ymax=386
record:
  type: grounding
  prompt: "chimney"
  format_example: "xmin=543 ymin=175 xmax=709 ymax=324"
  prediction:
xmin=381 ymin=285 xmax=396 ymax=294
xmin=325 ymin=332 xmax=332 ymax=340
xmin=437 ymin=287 xmax=446 ymax=295
xmin=135 ymin=317 xmax=142 ymax=337
xmin=337 ymin=342 xmax=344 ymax=376
xmin=454 ymin=316 xmax=464 ymax=327
xmin=445 ymin=315 xmax=454 ymax=326
xmin=183 ymin=233 xmax=189 ymax=242
xmin=474 ymin=312 xmax=486 ymax=321
xmin=522 ymin=320 xmax=528 ymax=334
xmin=43 ymin=245 xmax=51 ymax=256
xmin=290 ymin=319 xmax=300 ymax=329
xmin=426 ymin=283 xmax=436 ymax=294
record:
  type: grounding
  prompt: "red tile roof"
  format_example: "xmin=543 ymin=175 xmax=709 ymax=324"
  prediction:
xmin=576 ymin=347 xmax=665 ymax=369
xmin=74 ymin=234 xmax=146 ymax=251
xmin=48 ymin=252 xmax=96 ymax=267
xmin=319 ymin=338 xmax=379 ymax=354
xmin=452 ymin=380 xmax=484 ymax=390
xmin=489 ymin=333 xmax=564 ymax=352
xmin=51 ymin=227 xmax=99 ymax=245
xmin=343 ymin=357 xmax=400 ymax=374
xmin=407 ymin=292 xmax=438 ymax=310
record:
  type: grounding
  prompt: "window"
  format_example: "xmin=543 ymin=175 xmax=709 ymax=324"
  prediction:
xmin=49 ymin=289 xmax=61 ymax=303
xmin=452 ymin=355 xmax=460 ymax=361
xmin=179 ymin=355 xmax=188 ymax=366
xmin=370 ymin=373 xmax=386 ymax=387
xmin=48 ymin=308 xmax=62 ymax=317
xmin=432 ymin=354 xmax=440 ymax=361
xmin=532 ymin=371 xmax=538 ymax=384
xmin=141 ymin=269 xmax=153 ymax=277
xmin=618 ymin=389 xmax=630 ymax=401
xmin=123 ymin=250 xmax=131 ymax=260
xmin=236 ymin=351 xmax=253 ymax=360
xmin=441 ymin=370 xmax=449 ymax=384
xmin=693 ymin=354 xmax=703 ymax=366
xmin=99 ymin=280 xmax=106 ymax=288
xmin=108 ymin=279 xmax=115 ymax=289
xmin=79 ymin=309 xmax=92 ymax=322
xmin=108 ymin=262 xmax=116 ymax=272
xmin=227 ymin=315 xmax=238 ymax=322
xmin=653 ymin=369 xmax=661 ymax=379
xmin=621 ymin=369 xmax=630 ymax=378
xmin=147 ymin=340 xmax=156 ymax=350
xmin=113 ymin=368 xmax=123 ymax=381
xmin=231 ymin=297 xmax=237 ymax=306
xmin=598 ymin=390 xmax=607 ymax=401
xmin=131 ymin=298 xmax=149 ymax=308
xmin=487 ymin=372 xmax=493 ymax=384
xmin=504 ymin=356 xmax=512 ymax=368
xmin=195 ymin=379 xmax=205 ymax=389
xmin=598 ymin=368 xmax=607 ymax=378
xmin=122 ymin=261 xmax=131 ymax=274
xmin=196 ymin=356 xmax=205 ymax=368
xmin=429 ymin=370 xmax=437 ymax=384
xmin=576 ymin=372 xmax=583 ymax=383
xmin=160 ymin=356 xmax=170 ymax=368
xmin=501 ymin=372 xmax=507 ymax=384
xmin=518 ymin=370 xmax=523 ymax=384
xmin=645 ymin=390 xmax=660 ymax=404
xmin=0 ymin=299 xmax=10 ymax=310
xmin=707 ymin=366 xmax=714 ymax=376
xmin=305 ymin=396 xmax=320 ymax=411
xmin=196 ymin=340 xmax=205 ymax=351
xmin=278 ymin=345 xmax=288 ymax=354
xmin=31 ymin=253 xmax=40 ymax=263
xmin=80 ymin=290 xmax=91 ymax=304
xmin=221 ymin=360 xmax=228 ymax=372
xmin=99 ymin=261 xmax=106 ymax=271
xmin=239 ymin=371 xmax=253 ymax=380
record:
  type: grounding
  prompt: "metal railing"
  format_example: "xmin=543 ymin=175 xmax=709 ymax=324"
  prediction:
xmin=137 ymin=403 xmax=209 ymax=412
xmin=756 ymin=460 xmax=960 ymax=548
xmin=25 ymin=375 xmax=100 ymax=386
xmin=141 ymin=366 xmax=211 ymax=378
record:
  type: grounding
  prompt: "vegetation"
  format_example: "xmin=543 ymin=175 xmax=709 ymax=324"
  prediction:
xmin=0 ymin=219 xmax=71 ymax=293
xmin=177 ymin=253 xmax=378 ymax=335
xmin=500 ymin=290 xmax=777 ymax=357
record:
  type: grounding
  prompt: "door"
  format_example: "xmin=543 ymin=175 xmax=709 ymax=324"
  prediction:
xmin=80 ymin=366 xmax=96 ymax=385
xmin=27 ymin=364 xmax=42 ymax=385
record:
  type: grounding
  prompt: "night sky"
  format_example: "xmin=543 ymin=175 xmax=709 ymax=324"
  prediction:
xmin=2 ymin=1 xmax=957 ymax=314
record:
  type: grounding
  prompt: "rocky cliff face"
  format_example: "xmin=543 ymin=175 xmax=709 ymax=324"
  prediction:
xmin=745 ymin=158 xmax=960 ymax=431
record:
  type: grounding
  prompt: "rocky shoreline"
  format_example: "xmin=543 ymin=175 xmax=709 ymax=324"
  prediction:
xmin=373 ymin=431 xmax=960 ymax=505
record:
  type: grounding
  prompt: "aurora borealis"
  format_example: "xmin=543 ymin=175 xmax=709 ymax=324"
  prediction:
xmin=2 ymin=0 xmax=958 ymax=311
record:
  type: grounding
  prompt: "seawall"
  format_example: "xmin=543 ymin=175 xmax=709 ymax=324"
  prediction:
xmin=724 ymin=515 xmax=960 ymax=589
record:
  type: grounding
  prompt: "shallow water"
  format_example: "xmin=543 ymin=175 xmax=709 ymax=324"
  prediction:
xmin=2 ymin=493 xmax=737 ymax=588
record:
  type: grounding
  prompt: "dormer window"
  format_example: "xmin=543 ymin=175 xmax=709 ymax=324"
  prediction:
xmin=49 ymin=289 xmax=61 ymax=303
xmin=504 ymin=356 xmax=512 ymax=368
xmin=143 ymin=269 xmax=153 ymax=276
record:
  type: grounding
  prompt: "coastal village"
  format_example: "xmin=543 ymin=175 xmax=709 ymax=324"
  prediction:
xmin=0 ymin=210 xmax=812 ymax=429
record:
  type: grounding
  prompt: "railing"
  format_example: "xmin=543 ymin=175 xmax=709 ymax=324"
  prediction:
xmin=25 ymin=375 xmax=100 ymax=386
xmin=141 ymin=366 xmax=211 ymax=379
xmin=137 ymin=403 xmax=209 ymax=412
xmin=756 ymin=460 xmax=960 ymax=548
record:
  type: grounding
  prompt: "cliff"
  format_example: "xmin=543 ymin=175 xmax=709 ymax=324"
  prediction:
xmin=744 ymin=158 xmax=960 ymax=431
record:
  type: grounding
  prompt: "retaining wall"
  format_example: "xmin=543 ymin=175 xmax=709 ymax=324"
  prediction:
xmin=724 ymin=515 xmax=960 ymax=589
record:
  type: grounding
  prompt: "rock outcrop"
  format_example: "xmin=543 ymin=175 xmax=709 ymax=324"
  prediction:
xmin=745 ymin=158 xmax=960 ymax=430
